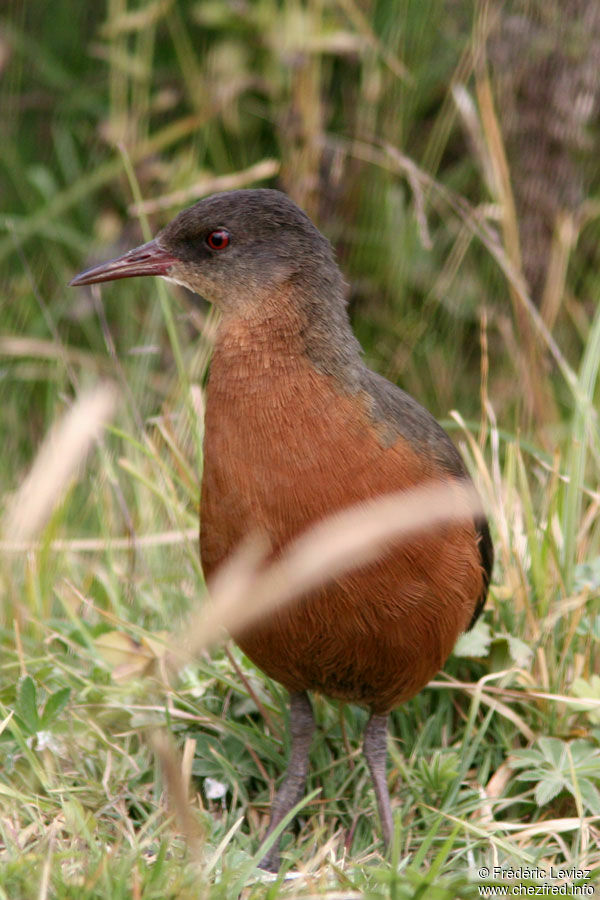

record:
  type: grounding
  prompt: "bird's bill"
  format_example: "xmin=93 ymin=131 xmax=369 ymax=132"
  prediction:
xmin=69 ymin=239 xmax=179 ymax=287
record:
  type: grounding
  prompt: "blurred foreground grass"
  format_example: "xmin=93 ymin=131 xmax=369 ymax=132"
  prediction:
xmin=1 ymin=1 xmax=600 ymax=897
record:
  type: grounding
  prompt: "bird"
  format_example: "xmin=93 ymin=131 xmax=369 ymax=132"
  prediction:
xmin=70 ymin=188 xmax=493 ymax=872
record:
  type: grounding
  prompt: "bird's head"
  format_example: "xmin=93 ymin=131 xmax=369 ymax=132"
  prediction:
xmin=70 ymin=189 xmax=344 ymax=316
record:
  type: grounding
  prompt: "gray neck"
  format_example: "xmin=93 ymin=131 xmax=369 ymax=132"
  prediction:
xmin=291 ymin=268 xmax=364 ymax=389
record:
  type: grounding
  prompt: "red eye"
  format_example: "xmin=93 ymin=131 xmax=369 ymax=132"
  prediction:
xmin=206 ymin=229 xmax=230 ymax=251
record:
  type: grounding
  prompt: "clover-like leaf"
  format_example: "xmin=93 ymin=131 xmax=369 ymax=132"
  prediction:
xmin=16 ymin=675 xmax=39 ymax=736
xmin=40 ymin=687 xmax=71 ymax=728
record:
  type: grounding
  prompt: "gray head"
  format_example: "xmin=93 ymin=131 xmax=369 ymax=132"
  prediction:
xmin=71 ymin=188 xmax=362 ymax=376
xmin=72 ymin=189 xmax=341 ymax=310
xmin=160 ymin=189 xmax=348 ymax=311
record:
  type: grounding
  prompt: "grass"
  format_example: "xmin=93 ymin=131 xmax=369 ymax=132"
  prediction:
xmin=1 ymin=0 xmax=600 ymax=897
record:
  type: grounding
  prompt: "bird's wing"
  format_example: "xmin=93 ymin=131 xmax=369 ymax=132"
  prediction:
xmin=361 ymin=368 xmax=493 ymax=627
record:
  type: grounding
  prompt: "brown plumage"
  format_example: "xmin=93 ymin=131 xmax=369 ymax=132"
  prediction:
xmin=71 ymin=188 xmax=493 ymax=871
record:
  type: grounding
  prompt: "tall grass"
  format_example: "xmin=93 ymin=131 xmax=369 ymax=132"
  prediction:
xmin=1 ymin=1 xmax=600 ymax=897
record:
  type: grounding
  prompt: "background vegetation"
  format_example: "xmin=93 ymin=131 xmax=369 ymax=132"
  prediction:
xmin=1 ymin=0 xmax=600 ymax=896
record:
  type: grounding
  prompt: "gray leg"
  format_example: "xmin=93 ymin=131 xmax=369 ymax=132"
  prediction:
xmin=363 ymin=713 xmax=393 ymax=848
xmin=259 ymin=691 xmax=315 ymax=872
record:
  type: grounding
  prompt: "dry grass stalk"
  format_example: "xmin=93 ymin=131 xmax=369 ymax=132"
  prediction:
xmin=2 ymin=382 xmax=118 ymax=543
xmin=129 ymin=159 xmax=280 ymax=215
xmin=0 ymin=528 xmax=198 ymax=554
xmin=150 ymin=731 xmax=204 ymax=853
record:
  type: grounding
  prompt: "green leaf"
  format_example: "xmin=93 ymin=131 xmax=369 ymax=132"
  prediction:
xmin=40 ymin=687 xmax=71 ymax=728
xmin=16 ymin=676 xmax=39 ymax=736
xmin=571 ymin=677 xmax=600 ymax=724
xmin=537 ymin=736 xmax=566 ymax=768
xmin=508 ymin=749 xmax=544 ymax=768
xmin=535 ymin=778 xmax=563 ymax=806
xmin=505 ymin=634 xmax=533 ymax=667
xmin=568 ymin=740 xmax=600 ymax=776
xmin=509 ymin=736 xmax=600 ymax=815
xmin=579 ymin=779 xmax=600 ymax=816
xmin=453 ymin=621 xmax=491 ymax=657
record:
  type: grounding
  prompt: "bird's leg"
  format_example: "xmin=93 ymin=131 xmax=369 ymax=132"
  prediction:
xmin=258 ymin=691 xmax=315 ymax=872
xmin=363 ymin=713 xmax=393 ymax=848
